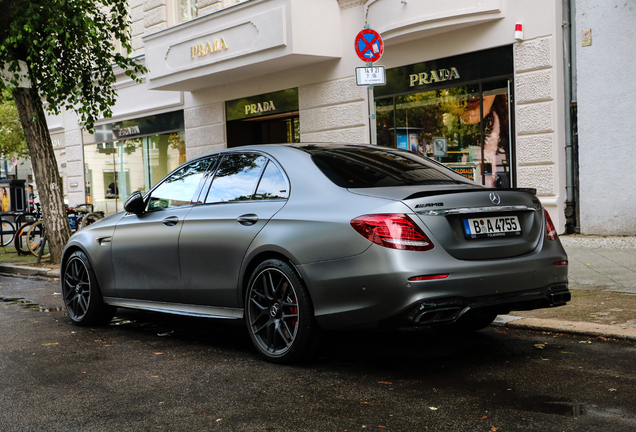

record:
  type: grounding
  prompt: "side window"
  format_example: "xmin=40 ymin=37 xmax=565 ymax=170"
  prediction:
xmin=147 ymin=159 xmax=212 ymax=211
xmin=254 ymin=161 xmax=289 ymax=200
xmin=205 ymin=153 xmax=267 ymax=203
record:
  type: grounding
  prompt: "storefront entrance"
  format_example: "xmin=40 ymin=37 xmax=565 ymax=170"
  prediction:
xmin=227 ymin=112 xmax=299 ymax=147
xmin=374 ymin=46 xmax=514 ymax=188
xmin=226 ymin=88 xmax=300 ymax=147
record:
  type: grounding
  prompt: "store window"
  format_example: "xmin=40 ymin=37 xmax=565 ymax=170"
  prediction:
xmin=84 ymin=133 xmax=186 ymax=215
xmin=83 ymin=111 xmax=186 ymax=216
xmin=374 ymin=46 xmax=514 ymax=188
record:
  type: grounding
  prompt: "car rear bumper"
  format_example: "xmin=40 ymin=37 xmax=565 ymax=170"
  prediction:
xmin=297 ymin=240 xmax=569 ymax=330
xmin=383 ymin=282 xmax=570 ymax=327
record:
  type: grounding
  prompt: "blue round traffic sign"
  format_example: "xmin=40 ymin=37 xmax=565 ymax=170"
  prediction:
xmin=354 ymin=29 xmax=384 ymax=63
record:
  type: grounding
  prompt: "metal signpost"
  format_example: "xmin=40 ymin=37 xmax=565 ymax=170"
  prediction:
xmin=354 ymin=27 xmax=385 ymax=145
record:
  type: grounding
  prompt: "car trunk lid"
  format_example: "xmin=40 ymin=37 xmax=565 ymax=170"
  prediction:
xmin=349 ymin=186 xmax=543 ymax=260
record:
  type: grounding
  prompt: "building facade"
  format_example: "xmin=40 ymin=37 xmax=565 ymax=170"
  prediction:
xmin=574 ymin=1 xmax=636 ymax=235
xmin=46 ymin=0 xmax=572 ymax=232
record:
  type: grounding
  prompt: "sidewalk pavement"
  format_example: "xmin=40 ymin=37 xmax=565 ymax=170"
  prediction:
xmin=496 ymin=234 xmax=636 ymax=340
xmin=1 ymin=234 xmax=635 ymax=340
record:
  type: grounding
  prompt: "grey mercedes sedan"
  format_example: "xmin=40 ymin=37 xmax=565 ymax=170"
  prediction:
xmin=61 ymin=144 xmax=570 ymax=363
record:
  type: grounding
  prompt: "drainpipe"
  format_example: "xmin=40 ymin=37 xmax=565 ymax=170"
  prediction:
xmin=562 ymin=0 xmax=579 ymax=233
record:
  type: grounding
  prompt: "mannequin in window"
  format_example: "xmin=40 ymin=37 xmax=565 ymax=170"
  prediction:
xmin=106 ymin=182 xmax=119 ymax=199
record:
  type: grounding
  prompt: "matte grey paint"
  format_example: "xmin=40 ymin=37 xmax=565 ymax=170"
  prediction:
xmin=62 ymin=144 xmax=569 ymax=330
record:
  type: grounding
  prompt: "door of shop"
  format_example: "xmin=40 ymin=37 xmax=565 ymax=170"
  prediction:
xmin=227 ymin=113 xmax=299 ymax=147
xmin=225 ymin=88 xmax=300 ymax=147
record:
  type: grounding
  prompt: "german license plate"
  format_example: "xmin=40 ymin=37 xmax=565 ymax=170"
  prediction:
xmin=463 ymin=216 xmax=521 ymax=239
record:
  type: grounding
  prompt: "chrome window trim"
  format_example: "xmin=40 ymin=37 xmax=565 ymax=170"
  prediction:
xmin=417 ymin=205 xmax=540 ymax=216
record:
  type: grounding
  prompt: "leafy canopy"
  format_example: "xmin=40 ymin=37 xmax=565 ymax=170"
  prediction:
xmin=0 ymin=0 xmax=147 ymax=132
xmin=0 ymin=86 xmax=28 ymax=159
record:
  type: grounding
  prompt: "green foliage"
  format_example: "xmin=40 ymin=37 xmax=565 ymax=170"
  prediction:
xmin=0 ymin=0 xmax=148 ymax=132
xmin=0 ymin=86 xmax=28 ymax=158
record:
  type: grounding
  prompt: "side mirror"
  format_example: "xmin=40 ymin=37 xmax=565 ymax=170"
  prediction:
xmin=124 ymin=191 xmax=145 ymax=215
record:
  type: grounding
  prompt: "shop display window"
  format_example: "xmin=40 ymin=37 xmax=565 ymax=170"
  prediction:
xmin=84 ymin=132 xmax=186 ymax=216
xmin=376 ymin=79 xmax=512 ymax=188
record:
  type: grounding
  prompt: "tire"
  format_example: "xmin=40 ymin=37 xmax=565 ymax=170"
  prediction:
xmin=14 ymin=221 xmax=35 ymax=255
xmin=245 ymin=259 xmax=318 ymax=363
xmin=0 ymin=219 xmax=15 ymax=247
xmin=79 ymin=212 xmax=102 ymax=229
xmin=62 ymin=250 xmax=116 ymax=326
xmin=26 ymin=220 xmax=50 ymax=258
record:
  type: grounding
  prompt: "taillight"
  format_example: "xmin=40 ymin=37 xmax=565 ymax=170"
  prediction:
xmin=408 ymin=274 xmax=449 ymax=281
xmin=350 ymin=214 xmax=434 ymax=251
xmin=545 ymin=209 xmax=558 ymax=240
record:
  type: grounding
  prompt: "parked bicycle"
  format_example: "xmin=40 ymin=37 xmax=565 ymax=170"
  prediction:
xmin=22 ymin=203 xmax=104 ymax=259
xmin=14 ymin=203 xmax=43 ymax=256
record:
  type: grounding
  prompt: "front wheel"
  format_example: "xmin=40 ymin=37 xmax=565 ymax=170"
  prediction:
xmin=0 ymin=219 xmax=15 ymax=247
xmin=245 ymin=259 xmax=318 ymax=363
xmin=62 ymin=250 xmax=116 ymax=326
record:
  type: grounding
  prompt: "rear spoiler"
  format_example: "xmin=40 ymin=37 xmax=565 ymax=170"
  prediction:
xmin=404 ymin=187 xmax=537 ymax=201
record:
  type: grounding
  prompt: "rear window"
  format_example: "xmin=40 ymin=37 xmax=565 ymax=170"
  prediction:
xmin=311 ymin=146 xmax=474 ymax=188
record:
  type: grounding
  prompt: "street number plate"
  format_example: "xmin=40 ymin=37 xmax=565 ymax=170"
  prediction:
xmin=463 ymin=216 xmax=521 ymax=239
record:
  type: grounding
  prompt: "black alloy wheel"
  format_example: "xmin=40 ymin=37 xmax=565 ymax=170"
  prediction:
xmin=62 ymin=250 xmax=115 ymax=326
xmin=245 ymin=259 xmax=317 ymax=363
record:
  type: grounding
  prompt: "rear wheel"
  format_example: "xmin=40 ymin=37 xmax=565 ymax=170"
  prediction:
xmin=245 ymin=259 xmax=318 ymax=363
xmin=62 ymin=250 xmax=116 ymax=325
xmin=14 ymin=221 xmax=35 ymax=255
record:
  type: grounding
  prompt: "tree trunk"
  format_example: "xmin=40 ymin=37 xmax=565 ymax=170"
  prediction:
xmin=12 ymin=86 xmax=71 ymax=264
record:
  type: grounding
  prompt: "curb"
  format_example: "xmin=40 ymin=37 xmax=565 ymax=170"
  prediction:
xmin=0 ymin=263 xmax=60 ymax=278
xmin=495 ymin=315 xmax=636 ymax=341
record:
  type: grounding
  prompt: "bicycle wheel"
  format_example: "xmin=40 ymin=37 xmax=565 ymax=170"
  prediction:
xmin=79 ymin=212 xmax=102 ymax=229
xmin=0 ymin=219 xmax=15 ymax=247
xmin=26 ymin=220 xmax=50 ymax=259
xmin=14 ymin=221 xmax=35 ymax=255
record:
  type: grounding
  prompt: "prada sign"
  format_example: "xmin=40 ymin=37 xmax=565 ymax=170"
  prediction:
xmin=409 ymin=67 xmax=460 ymax=87
xmin=375 ymin=46 xmax=513 ymax=98
xmin=191 ymin=38 xmax=229 ymax=59
xmin=226 ymin=88 xmax=298 ymax=122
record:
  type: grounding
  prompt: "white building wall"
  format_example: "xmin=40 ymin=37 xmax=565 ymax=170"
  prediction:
xmin=45 ymin=0 xmax=570 ymax=230
xmin=299 ymin=78 xmax=368 ymax=143
xmin=514 ymin=35 xmax=567 ymax=230
xmin=576 ymin=1 xmax=636 ymax=234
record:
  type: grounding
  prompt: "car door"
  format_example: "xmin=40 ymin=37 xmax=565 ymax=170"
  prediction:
xmin=179 ymin=152 xmax=289 ymax=307
xmin=110 ymin=158 xmax=214 ymax=302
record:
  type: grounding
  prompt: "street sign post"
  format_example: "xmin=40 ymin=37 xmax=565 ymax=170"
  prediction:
xmin=354 ymin=27 xmax=384 ymax=145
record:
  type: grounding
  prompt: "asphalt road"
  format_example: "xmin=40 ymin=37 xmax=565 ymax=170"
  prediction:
xmin=1 ymin=274 xmax=635 ymax=432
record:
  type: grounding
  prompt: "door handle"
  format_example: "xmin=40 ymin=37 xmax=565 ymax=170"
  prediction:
xmin=237 ymin=214 xmax=258 ymax=226
xmin=162 ymin=216 xmax=179 ymax=227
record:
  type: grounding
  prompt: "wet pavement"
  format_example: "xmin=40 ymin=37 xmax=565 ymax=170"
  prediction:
xmin=1 ymin=275 xmax=636 ymax=431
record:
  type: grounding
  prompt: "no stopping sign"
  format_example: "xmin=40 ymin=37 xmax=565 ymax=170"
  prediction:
xmin=354 ymin=29 xmax=384 ymax=63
